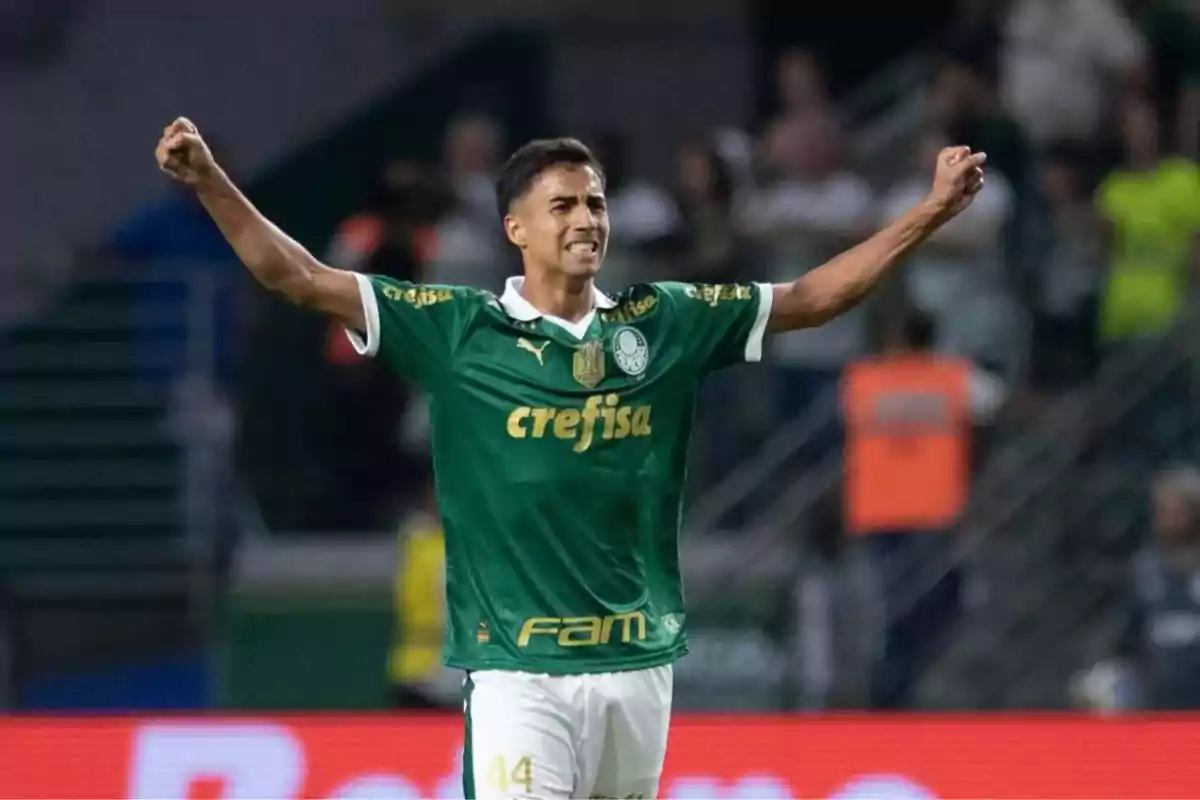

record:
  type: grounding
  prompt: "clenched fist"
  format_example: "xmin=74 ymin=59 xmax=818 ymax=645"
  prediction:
xmin=927 ymin=146 xmax=987 ymax=218
xmin=155 ymin=117 xmax=218 ymax=186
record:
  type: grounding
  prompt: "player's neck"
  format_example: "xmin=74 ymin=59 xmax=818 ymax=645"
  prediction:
xmin=519 ymin=270 xmax=595 ymax=323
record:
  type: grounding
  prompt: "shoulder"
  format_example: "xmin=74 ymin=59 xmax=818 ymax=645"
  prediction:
xmin=602 ymin=281 xmax=763 ymax=323
xmin=367 ymin=276 xmax=493 ymax=311
xmin=598 ymin=282 xmax=668 ymax=324
xmin=647 ymin=281 xmax=757 ymax=302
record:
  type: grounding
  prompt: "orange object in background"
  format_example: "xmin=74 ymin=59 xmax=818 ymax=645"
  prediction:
xmin=841 ymin=355 xmax=971 ymax=534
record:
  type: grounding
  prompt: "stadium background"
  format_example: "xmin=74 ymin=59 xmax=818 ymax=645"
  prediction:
xmin=1 ymin=0 xmax=1199 ymax=796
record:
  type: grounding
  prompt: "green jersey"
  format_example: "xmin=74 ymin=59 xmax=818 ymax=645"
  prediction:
xmin=348 ymin=274 xmax=772 ymax=673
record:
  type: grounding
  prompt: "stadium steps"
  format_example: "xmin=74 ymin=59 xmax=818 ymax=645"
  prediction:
xmin=923 ymin=340 xmax=1197 ymax=709
xmin=0 ymin=277 xmax=188 ymax=568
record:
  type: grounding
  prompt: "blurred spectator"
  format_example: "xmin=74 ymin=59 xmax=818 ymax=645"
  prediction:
xmin=926 ymin=55 xmax=1035 ymax=201
xmin=665 ymin=139 xmax=749 ymax=284
xmin=881 ymin=126 xmax=1021 ymax=376
xmin=444 ymin=113 xmax=501 ymax=222
xmin=943 ymin=0 xmax=1005 ymax=73
xmin=666 ymin=139 xmax=763 ymax=487
xmin=1029 ymin=142 xmax=1104 ymax=394
xmin=1001 ymin=0 xmax=1145 ymax=145
xmin=1105 ymin=465 xmax=1200 ymax=709
xmin=425 ymin=114 xmax=508 ymax=289
xmin=1129 ymin=0 xmax=1200 ymax=156
xmin=389 ymin=474 xmax=458 ymax=710
xmin=109 ymin=135 xmax=241 ymax=390
xmin=312 ymin=160 xmax=445 ymax=528
xmin=841 ymin=310 xmax=1006 ymax=708
xmin=772 ymin=48 xmax=834 ymax=131
xmin=324 ymin=160 xmax=452 ymax=364
xmin=1095 ymin=93 xmax=1200 ymax=350
xmin=110 ymin=134 xmax=236 ymax=264
xmin=325 ymin=160 xmax=447 ymax=275
xmin=587 ymin=128 xmax=678 ymax=291
xmin=236 ymin=160 xmax=445 ymax=534
xmin=744 ymin=112 xmax=874 ymax=432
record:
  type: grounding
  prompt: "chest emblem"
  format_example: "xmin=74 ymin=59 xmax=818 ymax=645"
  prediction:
xmin=612 ymin=326 xmax=649 ymax=377
xmin=573 ymin=339 xmax=606 ymax=389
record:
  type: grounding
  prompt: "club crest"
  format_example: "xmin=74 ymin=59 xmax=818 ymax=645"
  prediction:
xmin=612 ymin=327 xmax=649 ymax=377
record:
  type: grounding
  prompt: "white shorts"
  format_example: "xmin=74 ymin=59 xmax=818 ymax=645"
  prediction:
xmin=464 ymin=665 xmax=673 ymax=799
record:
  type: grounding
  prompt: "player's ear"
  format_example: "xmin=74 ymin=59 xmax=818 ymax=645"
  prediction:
xmin=504 ymin=214 xmax=526 ymax=249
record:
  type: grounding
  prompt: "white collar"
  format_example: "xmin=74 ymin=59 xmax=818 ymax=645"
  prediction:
xmin=498 ymin=276 xmax=616 ymax=322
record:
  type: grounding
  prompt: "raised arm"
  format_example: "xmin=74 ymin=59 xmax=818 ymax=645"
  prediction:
xmin=155 ymin=117 xmax=363 ymax=330
xmin=767 ymin=146 xmax=987 ymax=333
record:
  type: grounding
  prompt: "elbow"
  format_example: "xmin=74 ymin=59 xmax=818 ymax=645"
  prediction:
xmin=794 ymin=275 xmax=850 ymax=324
xmin=276 ymin=270 xmax=318 ymax=307
xmin=259 ymin=255 xmax=319 ymax=306
xmin=771 ymin=279 xmax=840 ymax=331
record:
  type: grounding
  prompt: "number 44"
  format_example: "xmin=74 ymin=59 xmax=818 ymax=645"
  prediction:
xmin=484 ymin=755 xmax=534 ymax=794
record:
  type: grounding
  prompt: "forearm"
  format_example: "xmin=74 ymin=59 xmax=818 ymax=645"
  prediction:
xmin=194 ymin=168 xmax=326 ymax=304
xmin=768 ymin=200 xmax=943 ymax=331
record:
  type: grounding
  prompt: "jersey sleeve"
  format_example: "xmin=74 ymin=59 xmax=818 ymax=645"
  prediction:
xmin=654 ymin=281 xmax=773 ymax=373
xmin=343 ymin=273 xmax=481 ymax=388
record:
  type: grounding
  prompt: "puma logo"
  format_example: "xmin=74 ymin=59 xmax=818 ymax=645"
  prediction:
xmin=517 ymin=338 xmax=549 ymax=366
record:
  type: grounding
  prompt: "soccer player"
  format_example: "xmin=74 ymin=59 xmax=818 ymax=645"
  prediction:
xmin=156 ymin=117 xmax=985 ymax=799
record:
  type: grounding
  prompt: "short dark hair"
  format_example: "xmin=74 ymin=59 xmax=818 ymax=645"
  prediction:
xmin=494 ymin=137 xmax=605 ymax=219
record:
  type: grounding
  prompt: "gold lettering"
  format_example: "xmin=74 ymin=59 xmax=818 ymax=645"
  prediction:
xmin=530 ymin=408 xmax=555 ymax=437
xmin=601 ymin=295 xmax=658 ymax=324
xmin=505 ymin=397 xmax=652 ymax=449
xmin=380 ymin=284 xmax=454 ymax=307
xmin=517 ymin=617 xmax=561 ymax=647
xmin=600 ymin=611 xmax=646 ymax=644
xmin=558 ymin=616 xmax=602 ymax=646
xmin=506 ymin=407 xmax=530 ymax=438
xmin=518 ymin=612 xmax=650 ymax=648
xmin=575 ymin=396 xmax=602 ymax=454
xmin=600 ymin=394 xmax=620 ymax=440
xmin=687 ymin=283 xmax=752 ymax=307
xmin=553 ymin=409 xmax=581 ymax=440
xmin=614 ymin=406 xmax=633 ymax=438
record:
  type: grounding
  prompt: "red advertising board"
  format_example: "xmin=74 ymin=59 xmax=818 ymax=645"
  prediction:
xmin=2 ymin=714 xmax=1198 ymax=799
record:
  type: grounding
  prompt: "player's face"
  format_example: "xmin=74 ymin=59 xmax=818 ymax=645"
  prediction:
xmin=509 ymin=164 xmax=609 ymax=278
